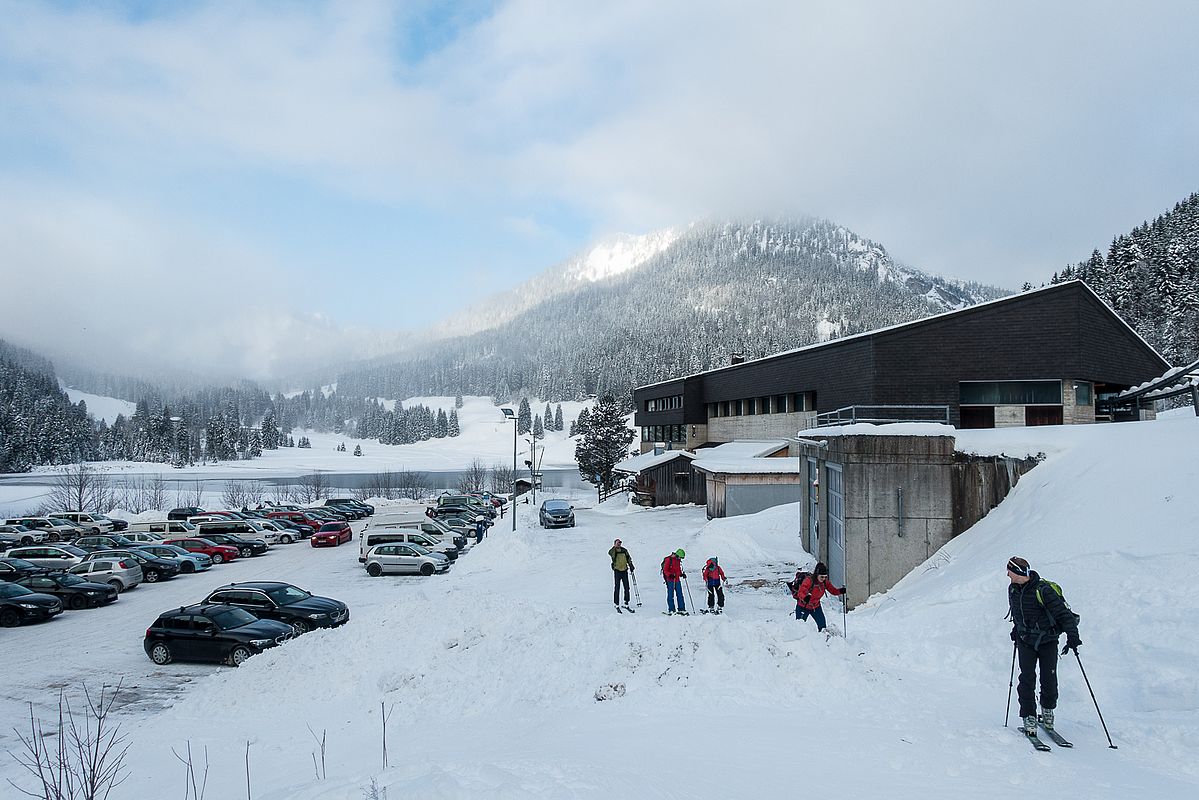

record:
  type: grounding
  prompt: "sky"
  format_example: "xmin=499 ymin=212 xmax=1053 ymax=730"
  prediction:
xmin=1 ymin=0 xmax=1197 ymax=382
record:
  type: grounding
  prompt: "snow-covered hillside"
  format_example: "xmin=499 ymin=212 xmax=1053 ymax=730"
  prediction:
xmin=62 ymin=385 xmax=137 ymax=424
xmin=1 ymin=413 xmax=1192 ymax=798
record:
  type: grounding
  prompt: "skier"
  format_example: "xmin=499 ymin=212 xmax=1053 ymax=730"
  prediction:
xmin=661 ymin=548 xmax=687 ymax=614
xmin=791 ymin=562 xmax=845 ymax=632
xmin=608 ymin=538 xmax=635 ymax=611
xmin=1007 ymin=556 xmax=1081 ymax=737
xmin=473 ymin=515 xmax=487 ymax=545
xmin=702 ymin=556 xmax=726 ymax=613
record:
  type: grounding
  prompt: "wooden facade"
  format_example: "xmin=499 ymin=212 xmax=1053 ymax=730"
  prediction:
xmin=624 ymin=453 xmax=706 ymax=507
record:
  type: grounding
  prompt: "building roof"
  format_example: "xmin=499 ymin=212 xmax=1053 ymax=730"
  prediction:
xmin=701 ymin=440 xmax=790 ymax=458
xmin=614 ymin=449 xmax=695 ymax=474
xmin=692 ymin=456 xmax=807 ymax=475
xmin=635 ymin=280 xmax=1168 ymax=393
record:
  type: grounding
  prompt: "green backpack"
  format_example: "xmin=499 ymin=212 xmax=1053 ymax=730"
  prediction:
xmin=1036 ymin=580 xmax=1081 ymax=628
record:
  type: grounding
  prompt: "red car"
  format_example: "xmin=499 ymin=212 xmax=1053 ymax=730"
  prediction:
xmin=164 ymin=537 xmax=240 ymax=564
xmin=267 ymin=511 xmax=320 ymax=534
xmin=310 ymin=522 xmax=352 ymax=547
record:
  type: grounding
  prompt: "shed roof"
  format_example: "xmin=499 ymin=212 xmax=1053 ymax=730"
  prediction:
xmin=692 ymin=456 xmax=807 ymax=475
xmin=614 ymin=449 xmax=695 ymax=474
xmin=701 ymin=440 xmax=790 ymax=459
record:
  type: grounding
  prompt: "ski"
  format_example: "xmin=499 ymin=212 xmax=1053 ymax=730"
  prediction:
xmin=615 ymin=606 xmax=623 ymax=613
xmin=1018 ymin=729 xmax=1051 ymax=752
xmin=1038 ymin=721 xmax=1073 ymax=748
xmin=622 ymin=605 xmax=636 ymax=613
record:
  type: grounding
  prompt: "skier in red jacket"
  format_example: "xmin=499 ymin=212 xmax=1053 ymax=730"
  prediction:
xmin=661 ymin=549 xmax=687 ymax=614
xmin=702 ymin=557 xmax=727 ymax=613
xmin=792 ymin=562 xmax=845 ymax=632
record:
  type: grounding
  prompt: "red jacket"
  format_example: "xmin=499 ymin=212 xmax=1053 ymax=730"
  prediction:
xmin=661 ymin=554 xmax=683 ymax=581
xmin=793 ymin=575 xmax=844 ymax=610
xmin=702 ymin=562 xmax=726 ymax=583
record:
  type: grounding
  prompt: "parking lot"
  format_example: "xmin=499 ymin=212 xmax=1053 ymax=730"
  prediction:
xmin=0 ymin=517 xmax=455 ymax=722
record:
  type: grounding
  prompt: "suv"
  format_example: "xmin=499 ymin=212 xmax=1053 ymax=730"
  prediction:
xmin=68 ymin=557 xmax=143 ymax=591
xmin=0 ymin=582 xmax=63 ymax=626
xmin=143 ymin=604 xmax=294 ymax=666
xmin=193 ymin=520 xmax=278 ymax=546
xmin=167 ymin=507 xmax=206 ymax=521
xmin=203 ymin=582 xmax=350 ymax=635
xmin=3 ymin=518 xmax=58 ymax=542
xmin=363 ymin=542 xmax=450 ymax=576
xmin=48 ymin=511 xmax=114 ymax=534
xmin=1 ymin=524 xmax=40 ymax=549
xmin=5 ymin=544 xmax=90 ymax=569
xmin=539 ymin=499 xmax=576 ymax=529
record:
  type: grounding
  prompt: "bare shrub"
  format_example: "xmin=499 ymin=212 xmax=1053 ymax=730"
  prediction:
xmin=295 ymin=472 xmax=329 ymax=504
xmin=488 ymin=464 xmax=514 ymax=495
xmin=221 ymin=481 xmax=248 ymax=509
xmin=396 ymin=469 xmax=430 ymax=501
xmin=113 ymin=475 xmax=168 ymax=514
xmin=9 ymin=683 xmax=131 ymax=800
xmin=41 ymin=463 xmax=112 ymax=514
xmin=270 ymin=483 xmax=298 ymax=504
xmin=171 ymin=741 xmax=209 ymax=800
xmin=456 ymin=459 xmax=488 ymax=494
xmin=175 ymin=480 xmax=207 ymax=509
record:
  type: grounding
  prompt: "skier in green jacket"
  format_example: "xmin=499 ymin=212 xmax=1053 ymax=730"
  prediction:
xmin=609 ymin=539 xmax=635 ymax=611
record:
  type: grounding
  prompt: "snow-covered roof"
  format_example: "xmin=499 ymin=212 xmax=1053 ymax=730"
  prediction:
xmin=795 ymin=422 xmax=957 ymax=438
xmin=692 ymin=456 xmax=806 ymax=475
xmin=699 ymin=440 xmax=790 ymax=459
xmin=614 ymin=449 xmax=695 ymax=474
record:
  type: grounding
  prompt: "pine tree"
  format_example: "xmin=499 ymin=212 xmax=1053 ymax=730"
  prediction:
xmin=554 ymin=404 xmax=563 ymax=432
xmin=574 ymin=407 xmax=591 ymax=438
xmin=448 ymin=408 xmax=460 ymax=437
xmin=260 ymin=410 xmax=279 ymax=450
xmin=454 ymin=394 xmax=464 ymax=409
xmin=574 ymin=395 xmax=635 ymax=496
xmin=353 ymin=444 xmax=363 ymax=456
xmin=248 ymin=428 xmax=263 ymax=458
xmin=543 ymin=404 xmax=553 ymax=429
xmin=517 ymin=397 xmax=532 ymax=434
xmin=532 ymin=414 xmax=544 ymax=440
xmin=436 ymin=409 xmax=449 ymax=438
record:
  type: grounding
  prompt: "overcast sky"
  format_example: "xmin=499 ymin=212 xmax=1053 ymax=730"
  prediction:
xmin=1 ymin=1 xmax=1196 ymax=382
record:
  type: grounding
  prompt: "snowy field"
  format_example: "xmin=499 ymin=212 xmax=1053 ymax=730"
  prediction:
xmin=0 ymin=411 xmax=1196 ymax=797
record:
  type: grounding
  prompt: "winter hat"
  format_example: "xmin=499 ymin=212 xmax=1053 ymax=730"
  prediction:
xmin=1007 ymin=557 xmax=1031 ymax=576
xmin=708 ymin=556 xmax=718 ymax=565
xmin=614 ymin=539 xmax=622 ymax=546
xmin=814 ymin=562 xmax=828 ymax=577
xmin=675 ymin=548 xmax=686 ymax=559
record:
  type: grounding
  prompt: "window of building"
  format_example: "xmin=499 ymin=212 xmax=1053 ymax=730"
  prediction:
xmin=1074 ymin=382 xmax=1093 ymax=406
xmin=959 ymin=380 xmax=1063 ymax=405
xmin=641 ymin=425 xmax=686 ymax=443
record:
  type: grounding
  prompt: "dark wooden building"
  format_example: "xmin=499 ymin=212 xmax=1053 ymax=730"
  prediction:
xmin=633 ymin=281 xmax=1170 ymax=451
xmin=614 ymin=450 xmax=705 ymax=507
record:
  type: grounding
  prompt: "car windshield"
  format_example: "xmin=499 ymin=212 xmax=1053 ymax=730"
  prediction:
xmin=210 ymin=607 xmax=258 ymax=630
xmin=265 ymin=585 xmax=311 ymax=605
xmin=176 ymin=521 xmax=196 ymax=531
xmin=408 ymin=543 xmax=431 ymax=556
xmin=57 ymin=574 xmax=87 ymax=586
xmin=2 ymin=558 xmax=36 ymax=569
xmin=318 ymin=523 xmax=342 ymax=532
xmin=159 ymin=545 xmax=189 ymax=556
xmin=544 ymin=501 xmax=570 ymax=511
xmin=60 ymin=546 xmax=88 ymax=556
xmin=0 ymin=583 xmax=33 ymax=598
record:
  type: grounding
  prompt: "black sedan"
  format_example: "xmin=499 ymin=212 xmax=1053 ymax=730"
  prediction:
xmin=200 ymin=534 xmax=269 ymax=558
xmin=0 ymin=557 xmax=47 ymax=581
xmin=73 ymin=535 xmax=139 ymax=552
xmin=202 ymin=581 xmax=350 ymax=635
xmin=14 ymin=572 xmax=118 ymax=609
xmin=143 ymin=603 xmax=293 ymax=666
xmin=0 ymin=582 xmax=64 ymax=626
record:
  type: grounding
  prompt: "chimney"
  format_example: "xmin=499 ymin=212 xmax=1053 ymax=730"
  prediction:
xmin=730 ymin=352 xmax=745 ymax=365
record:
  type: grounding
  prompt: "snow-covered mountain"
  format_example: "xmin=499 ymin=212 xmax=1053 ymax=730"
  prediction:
xmin=339 ymin=218 xmax=1008 ymax=403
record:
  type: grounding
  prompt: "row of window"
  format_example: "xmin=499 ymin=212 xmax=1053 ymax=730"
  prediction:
xmin=645 ymin=395 xmax=683 ymax=412
xmin=958 ymin=380 xmax=1093 ymax=407
xmin=707 ymin=392 xmax=815 ymax=419
xmin=642 ymin=425 xmax=686 ymax=443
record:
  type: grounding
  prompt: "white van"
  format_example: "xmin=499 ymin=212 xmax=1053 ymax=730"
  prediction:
xmin=365 ymin=510 xmax=432 ymax=530
xmin=367 ymin=517 xmax=468 ymax=549
xmin=358 ymin=528 xmax=459 ymax=563
xmin=49 ymin=511 xmax=114 ymax=534
xmin=127 ymin=520 xmax=198 ymax=537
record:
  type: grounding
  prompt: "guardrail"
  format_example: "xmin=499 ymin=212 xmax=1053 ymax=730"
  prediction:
xmin=815 ymin=405 xmax=950 ymax=427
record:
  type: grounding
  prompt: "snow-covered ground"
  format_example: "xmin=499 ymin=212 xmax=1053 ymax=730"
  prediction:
xmin=62 ymin=386 xmax=137 ymax=425
xmin=1 ymin=411 xmax=1196 ymax=797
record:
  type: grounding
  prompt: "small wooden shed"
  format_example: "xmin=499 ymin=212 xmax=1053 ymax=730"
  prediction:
xmin=614 ymin=450 xmax=705 ymax=507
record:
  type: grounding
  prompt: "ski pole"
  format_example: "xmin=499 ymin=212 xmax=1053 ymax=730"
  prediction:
xmin=1004 ymin=642 xmax=1017 ymax=727
xmin=682 ymin=574 xmax=695 ymax=612
xmin=842 ymin=588 xmax=848 ymax=636
xmin=630 ymin=570 xmax=642 ymax=606
xmin=1073 ymin=651 xmax=1118 ymax=749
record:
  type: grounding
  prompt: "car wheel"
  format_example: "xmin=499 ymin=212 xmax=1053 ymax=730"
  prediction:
xmin=0 ymin=608 xmax=21 ymax=627
xmin=211 ymin=553 xmax=224 ymax=564
xmin=292 ymin=619 xmax=311 ymax=635
xmin=281 ymin=535 xmax=294 ymax=544
xmin=239 ymin=547 xmax=252 ymax=558
xmin=366 ymin=563 xmax=382 ymax=577
xmin=420 ymin=563 xmax=434 ymax=577
xmin=144 ymin=570 xmax=160 ymax=583
xmin=108 ymin=579 xmax=124 ymax=591
xmin=227 ymin=646 xmax=252 ymax=667
xmin=69 ymin=594 xmax=88 ymax=610
xmin=47 ymin=532 xmax=60 ymax=542
xmin=21 ymin=536 xmax=32 ymax=545
xmin=181 ymin=562 xmax=195 ymax=574
xmin=149 ymin=642 xmax=173 ymax=665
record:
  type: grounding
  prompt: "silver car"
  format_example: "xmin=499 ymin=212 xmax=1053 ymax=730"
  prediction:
xmin=364 ymin=542 xmax=450 ymax=577
xmin=0 ymin=525 xmax=42 ymax=549
xmin=133 ymin=543 xmax=213 ymax=573
xmin=5 ymin=544 xmax=90 ymax=569
xmin=68 ymin=557 xmax=142 ymax=591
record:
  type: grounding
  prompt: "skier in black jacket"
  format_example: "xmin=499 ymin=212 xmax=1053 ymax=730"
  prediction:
xmin=1007 ymin=556 xmax=1081 ymax=736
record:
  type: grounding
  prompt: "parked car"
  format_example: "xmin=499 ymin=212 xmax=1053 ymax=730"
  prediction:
xmin=107 ymin=516 xmax=129 ymax=532
xmin=1 ymin=525 xmax=29 ymax=550
xmin=0 ymin=556 xmax=48 ymax=581
xmin=266 ymin=520 xmax=310 ymax=543
xmin=133 ymin=543 xmax=213 ymax=573
xmin=5 ymin=544 xmax=90 ymax=569
xmin=167 ymin=507 xmax=206 ymax=521
xmin=316 ymin=499 xmax=365 ymax=519
xmin=0 ymin=524 xmax=46 ymax=546
xmin=0 ymin=582 xmax=63 ymax=626
xmin=127 ymin=520 xmax=198 ymax=537
xmin=323 ymin=498 xmax=374 ymax=515
xmin=119 ymin=532 xmax=165 ymax=543
xmin=67 ymin=557 xmax=143 ymax=591
xmin=42 ymin=518 xmax=90 ymax=541
xmin=3 ymin=518 xmax=64 ymax=542
xmin=73 ymin=535 xmax=139 ymax=552
xmin=162 ymin=537 xmax=239 ymax=564
xmin=193 ymin=520 xmax=278 ymax=546
xmin=143 ymin=603 xmax=294 ymax=666
xmin=363 ymin=542 xmax=449 ymax=576
xmin=13 ymin=572 xmax=118 ymax=609
xmin=437 ymin=494 xmax=495 ymax=516
xmin=199 ymin=533 xmax=269 ymax=558
xmin=83 ymin=549 xmax=180 ymax=583
xmin=539 ymin=499 xmax=576 ymax=529
xmin=359 ymin=529 xmax=459 ymax=563
xmin=203 ymin=581 xmax=350 ymax=635
xmin=311 ymin=521 xmax=352 ymax=547
xmin=48 ymin=511 xmax=114 ymax=534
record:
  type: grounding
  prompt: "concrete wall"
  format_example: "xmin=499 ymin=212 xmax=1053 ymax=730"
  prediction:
xmin=994 ymin=405 xmax=1025 ymax=427
xmin=707 ymin=412 xmax=817 ymax=443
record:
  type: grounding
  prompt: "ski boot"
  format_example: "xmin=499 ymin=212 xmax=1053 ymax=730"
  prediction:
xmin=1040 ymin=709 xmax=1054 ymax=730
xmin=1021 ymin=715 xmax=1038 ymax=736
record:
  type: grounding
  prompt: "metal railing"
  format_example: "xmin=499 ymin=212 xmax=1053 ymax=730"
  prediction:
xmin=815 ymin=405 xmax=950 ymax=427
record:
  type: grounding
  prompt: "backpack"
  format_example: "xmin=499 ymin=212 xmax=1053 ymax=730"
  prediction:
xmin=1035 ymin=580 xmax=1081 ymax=628
xmin=786 ymin=571 xmax=812 ymax=598
xmin=661 ymin=554 xmax=679 ymax=576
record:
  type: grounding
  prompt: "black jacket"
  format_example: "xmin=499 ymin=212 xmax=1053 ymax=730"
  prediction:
xmin=1008 ymin=570 xmax=1079 ymax=648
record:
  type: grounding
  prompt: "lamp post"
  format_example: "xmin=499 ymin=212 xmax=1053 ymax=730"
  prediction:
xmin=525 ymin=436 xmax=544 ymax=507
xmin=501 ymin=408 xmax=517 ymax=531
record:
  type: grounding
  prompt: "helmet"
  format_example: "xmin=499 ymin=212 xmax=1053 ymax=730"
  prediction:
xmin=675 ymin=548 xmax=685 ymax=559
xmin=708 ymin=556 xmax=717 ymax=564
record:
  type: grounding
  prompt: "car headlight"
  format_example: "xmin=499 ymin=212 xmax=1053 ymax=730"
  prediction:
xmin=307 ymin=613 xmax=326 ymax=619
xmin=18 ymin=603 xmax=39 ymax=609
xmin=249 ymin=639 xmax=271 ymax=648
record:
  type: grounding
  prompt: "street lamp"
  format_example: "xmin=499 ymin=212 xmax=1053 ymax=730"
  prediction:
xmin=524 ymin=436 xmax=544 ymax=507
xmin=501 ymin=408 xmax=517 ymax=531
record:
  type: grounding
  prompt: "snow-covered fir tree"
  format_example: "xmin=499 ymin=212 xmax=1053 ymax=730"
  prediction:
xmin=517 ymin=397 xmax=532 ymax=434
xmin=574 ymin=395 xmax=635 ymax=495
xmin=448 ymin=408 xmax=460 ymax=437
